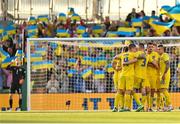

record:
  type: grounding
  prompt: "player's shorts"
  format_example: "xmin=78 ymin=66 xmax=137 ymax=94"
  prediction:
xmin=118 ymin=76 xmax=134 ymax=90
xmin=159 ymin=75 xmax=170 ymax=89
xmin=10 ymin=83 xmax=22 ymax=94
xmin=134 ymin=77 xmax=150 ymax=89
xmin=147 ymin=75 xmax=158 ymax=89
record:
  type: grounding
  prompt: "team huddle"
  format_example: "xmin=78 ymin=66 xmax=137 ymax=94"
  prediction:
xmin=112 ymin=42 xmax=172 ymax=112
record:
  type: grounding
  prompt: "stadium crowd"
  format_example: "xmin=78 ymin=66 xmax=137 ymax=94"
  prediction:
xmin=0 ymin=7 xmax=180 ymax=94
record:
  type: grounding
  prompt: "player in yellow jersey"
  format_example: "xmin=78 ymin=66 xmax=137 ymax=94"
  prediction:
xmin=112 ymin=47 xmax=128 ymax=112
xmin=119 ymin=44 xmax=137 ymax=112
xmin=157 ymin=45 xmax=173 ymax=111
xmin=147 ymin=42 xmax=159 ymax=111
xmin=134 ymin=43 xmax=150 ymax=112
xmin=178 ymin=63 xmax=180 ymax=73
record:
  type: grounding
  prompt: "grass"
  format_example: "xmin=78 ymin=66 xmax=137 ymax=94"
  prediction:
xmin=1 ymin=111 xmax=180 ymax=123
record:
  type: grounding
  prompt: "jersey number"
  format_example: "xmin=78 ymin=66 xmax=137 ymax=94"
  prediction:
xmin=141 ymin=58 xmax=146 ymax=66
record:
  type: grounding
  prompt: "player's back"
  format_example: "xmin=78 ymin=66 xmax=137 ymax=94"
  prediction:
xmin=121 ymin=52 xmax=136 ymax=77
xmin=135 ymin=51 xmax=149 ymax=79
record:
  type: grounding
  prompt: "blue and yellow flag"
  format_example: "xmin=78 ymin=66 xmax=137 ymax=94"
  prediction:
xmin=6 ymin=26 xmax=16 ymax=35
xmin=27 ymin=25 xmax=38 ymax=33
xmin=117 ymin=27 xmax=137 ymax=36
xmin=68 ymin=8 xmax=75 ymax=15
xmin=15 ymin=50 xmax=23 ymax=57
xmin=67 ymin=69 xmax=77 ymax=77
xmin=1 ymin=56 xmax=17 ymax=68
xmin=94 ymin=70 xmax=105 ymax=79
xmin=37 ymin=15 xmax=49 ymax=22
xmin=28 ymin=16 xmax=36 ymax=25
xmin=92 ymin=25 xmax=103 ymax=34
xmin=34 ymin=47 xmax=47 ymax=56
xmin=150 ymin=20 xmax=175 ymax=35
xmin=0 ymin=48 xmax=10 ymax=61
xmin=30 ymin=53 xmax=43 ymax=62
xmin=131 ymin=18 xmax=143 ymax=27
xmin=68 ymin=58 xmax=77 ymax=66
xmin=96 ymin=57 xmax=107 ymax=66
xmin=107 ymin=32 xmax=118 ymax=37
xmin=160 ymin=5 xmax=171 ymax=15
xmin=76 ymin=25 xmax=86 ymax=34
xmin=71 ymin=13 xmax=81 ymax=21
xmin=32 ymin=60 xmax=54 ymax=70
xmin=0 ymin=26 xmax=3 ymax=34
xmin=106 ymin=64 xmax=114 ymax=73
xmin=81 ymin=32 xmax=90 ymax=37
xmin=168 ymin=5 xmax=180 ymax=22
xmin=81 ymin=67 xmax=92 ymax=79
xmin=81 ymin=56 xmax=92 ymax=65
xmin=58 ymin=13 xmax=66 ymax=21
xmin=2 ymin=32 xmax=9 ymax=41
xmin=56 ymin=29 xmax=69 ymax=37
xmin=143 ymin=16 xmax=150 ymax=23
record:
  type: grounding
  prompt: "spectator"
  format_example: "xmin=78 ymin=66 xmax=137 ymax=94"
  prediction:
xmin=125 ymin=8 xmax=138 ymax=22
xmin=46 ymin=74 xmax=59 ymax=93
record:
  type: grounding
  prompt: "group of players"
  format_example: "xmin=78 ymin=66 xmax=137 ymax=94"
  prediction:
xmin=112 ymin=42 xmax=173 ymax=112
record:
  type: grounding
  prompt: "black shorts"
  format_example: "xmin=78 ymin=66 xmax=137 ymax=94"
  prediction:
xmin=10 ymin=83 xmax=22 ymax=94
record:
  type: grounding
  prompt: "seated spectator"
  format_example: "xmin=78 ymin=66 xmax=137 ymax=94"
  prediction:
xmin=46 ymin=74 xmax=59 ymax=93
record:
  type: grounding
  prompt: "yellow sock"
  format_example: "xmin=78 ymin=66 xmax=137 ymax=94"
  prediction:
xmin=125 ymin=94 xmax=131 ymax=109
xmin=133 ymin=93 xmax=141 ymax=106
xmin=119 ymin=93 xmax=124 ymax=109
xmin=142 ymin=95 xmax=147 ymax=108
xmin=160 ymin=93 xmax=164 ymax=108
xmin=114 ymin=93 xmax=121 ymax=108
xmin=147 ymin=93 xmax=151 ymax=108
xmin=163 ymin=90 xmax=171 ymax=106
xmin=157 ymin=93 xmax=160 ymax=109
xmin=130 ymin=95 xmax=133 ymax=109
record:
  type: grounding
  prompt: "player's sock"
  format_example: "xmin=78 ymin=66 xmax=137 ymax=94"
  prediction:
xmin=9 ymin=99 xmax=13 ymax=108
xmin=157 ymin=93 xmax=160 ymax=109
xmin=142 ymin=95 xmax=147 ymax=108
xmin=147 ymin=93 xmax=151 ymax=109
xmin=119 ymin=93 xmax=124 ymax=109
xmin=150 ymin=96 xmax=154 ymax=109
xmin=114 ymin=93 xmax=121 ymax=108
xmin=133 ymin=93 xmax=141 ymax=106
xmin=125 ymin=94 xmax=131 ymax=109
xmin=19 ymin=98 xmax=22 ymax=109
xmin=163 ymin=90 xmax=171 ymax=106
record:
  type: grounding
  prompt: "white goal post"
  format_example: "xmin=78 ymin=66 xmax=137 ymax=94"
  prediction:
xmin=26 ymin=37 xmax=180 ymax=111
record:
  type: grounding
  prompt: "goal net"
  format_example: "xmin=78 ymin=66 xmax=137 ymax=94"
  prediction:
xmin=26 ymin=37 xmax=180 ymax=111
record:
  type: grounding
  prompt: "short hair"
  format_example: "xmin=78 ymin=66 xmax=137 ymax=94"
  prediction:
xmin=128 ymin=44 xmax=136 ymax=50
xmin=139 ymin=43 xmax=144 ymax=49
xmin=158 ymin=44 xmax=164 ymax=48
xmin=147 ymin=42 xmax=153 ymax=47
xmin=123 ymin=46 xmax=128 ymax=52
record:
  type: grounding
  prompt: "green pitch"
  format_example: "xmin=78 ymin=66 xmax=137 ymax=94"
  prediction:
xmin=1 ymin=111 xmax=180 ymax=123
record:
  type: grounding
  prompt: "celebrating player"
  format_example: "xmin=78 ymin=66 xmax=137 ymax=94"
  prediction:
xmin=119 ymin=44 xmax=137 ymax=112
xmin=157 ymin=45 xmax=173 ymax=111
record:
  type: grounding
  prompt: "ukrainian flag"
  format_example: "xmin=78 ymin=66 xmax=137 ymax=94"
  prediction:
xmin=34 ymin=47 xmax=47 ymax=56
xmin=68 ymin=58 xmax=77 ymax=66
xmin=94 ymin=70 xmax=105 ymax=79
xmin=97 ymin=57 xmax=107 ymax=66
xmin=37 ymin=15 xmax=49 ymax=22
xmin=81 ymin=56 xmax=92 ymax=65
xmin=143 ymin=16 xmax=150 ymax=23
xmin=76 ymin=25 xmax=86 ymax=34
xmin=0 ymin=26 xmax=3 ymax=34
xmin=6 ymin=26 xmax=16 ymax=35
xmin=160 ymin=5 xmax=171 ymax=15
xmin=28 ymin=32 xmax=38 ymax=38
xmin=28 ymin=16 xmax=36 ymax=25
xmin=43 ymin=60 xmax=54 ymax=69
xmin=67 ymin=69 xmax=77 ymax=77
xmin=56 ymin=29 xmax=69 ymax=37
xmin=15 ymin=50 xmax=23 ymax=57
xmin=117 ymin=27 xmax=137 ymax=36
xmin=92 ymin=25 xmax=103 ymax=34
xmin=107 ymin=32 xmax=118 ymax=37
xmin=30 ymin=53 xmax=43 ymax=62
xmin=150 ymin=20 xmax=175 ymax=35
xmin=131 ymin=18 xmax=143 ymax=27
xmin=2 ymin=32 xmax=9 ymax=41
xmin=1 ymin=56 xmax=17 ymax=68
xmin=71 ymin=13 xmax=81 ymax=21
xmin=81 ymin=32 xmax=90 ymax=37
xmin=32 ymin=60 xmax=54 ymax=70
xmin=27 ymin=25 xmax=38 ymax=33
xmin=0 ymin=48 xmax=10 ymax=61
xmin=168 ymin=5 xmax=180 ymax=22
xmin=106 ymin=64 xmax=114 ymax=73
xmin=81 ymin=67 xmax=92 ymax=79
xmin=58 ymin=13 xmax=66 ymax=21
xmin=68 ymin=8 xmax=75 ymax=15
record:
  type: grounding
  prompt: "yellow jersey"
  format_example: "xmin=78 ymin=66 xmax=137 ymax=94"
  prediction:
xmin=147 ymin=51 xmax=160 ymax=77
xmin=178 ymin=63 xmax=180 ymax=68
xmin=121 ymin=52 xmax=136 ymax=77
xmin=112 ymin=53 xmax=122 ymax=71
xmin=135 ymin=51 xmax=149 ymax=79
xmin=160 ymin=53 xmax=170 ymax=78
